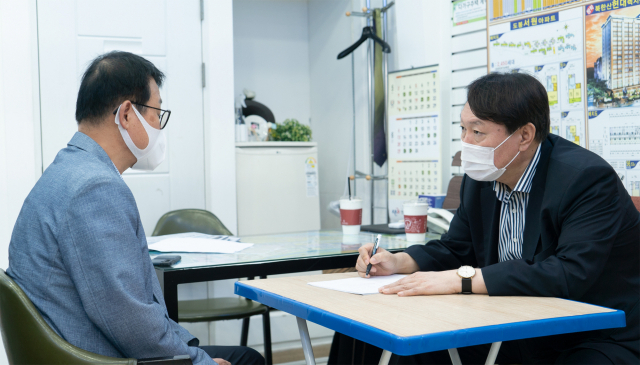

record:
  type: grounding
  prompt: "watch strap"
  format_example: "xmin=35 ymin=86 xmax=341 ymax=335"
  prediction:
xmin=461 ymin=277 xmax=472 ymax=294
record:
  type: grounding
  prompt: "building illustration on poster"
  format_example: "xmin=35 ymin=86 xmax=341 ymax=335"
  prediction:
xmin=387 ymin=66 xmax=442 ymax=222
xmin=489 ymin=7 xmax=586 ymax=147
xmin=586 ymin=1 xmax=640 ymax=196
xmin=586 ymin=2 xmax=640 ymax=108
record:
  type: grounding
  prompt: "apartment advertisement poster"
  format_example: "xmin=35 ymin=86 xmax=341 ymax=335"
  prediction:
xmin=489 ymin=7 xmax=586 ymax=147
xmin=585 ymin=1 xmax=640 ymax=196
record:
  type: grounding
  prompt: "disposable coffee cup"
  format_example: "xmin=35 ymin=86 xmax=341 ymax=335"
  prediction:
xmin=339 ymin=197 xmax=363 ymax=235
xmin=403 ymin=200 xmax=429 ymax=242
xmin=342 ymin=234 xmax=361 ymax=246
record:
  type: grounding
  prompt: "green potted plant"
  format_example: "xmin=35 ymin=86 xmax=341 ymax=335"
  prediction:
xmin=269 ymin=119 xmax=312 ymax=142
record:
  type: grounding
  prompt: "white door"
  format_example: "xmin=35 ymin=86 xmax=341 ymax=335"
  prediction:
xmin=37 ymin=0 xmax=206 ymax=233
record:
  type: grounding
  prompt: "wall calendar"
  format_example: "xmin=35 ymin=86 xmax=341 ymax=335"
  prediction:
xmin=387 ymin=65 xmax=442 ymax=222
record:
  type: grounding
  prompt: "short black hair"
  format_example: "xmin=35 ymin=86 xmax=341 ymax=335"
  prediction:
xmin=467 ymin=72 xmax=549 ymax=142
xmin=75 ymin=51 xmax=165 ymax=125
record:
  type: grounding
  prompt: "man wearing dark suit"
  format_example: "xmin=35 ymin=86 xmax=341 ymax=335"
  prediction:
xmin=337 ymin=73 xmax=639 ymax=364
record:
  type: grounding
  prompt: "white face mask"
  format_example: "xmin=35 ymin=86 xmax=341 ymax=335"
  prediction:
xmin=461 ymin=132 xmax=520 ymax=181
xmin=114 ymin=104 xmax=166 ymax=171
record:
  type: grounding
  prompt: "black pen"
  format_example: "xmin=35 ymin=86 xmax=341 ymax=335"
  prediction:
xmin=365 ymin=234 xmax=382 ymax=277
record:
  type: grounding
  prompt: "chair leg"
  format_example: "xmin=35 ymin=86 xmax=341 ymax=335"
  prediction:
xmin=240 ymin=317 xmax=250 ymax=346
xmin=262 ymin=309 xmax=273 ymax=365
xmin=240 ymin=277 xmax=255 ymax=347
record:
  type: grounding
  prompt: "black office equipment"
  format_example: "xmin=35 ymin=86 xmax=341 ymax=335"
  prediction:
xmin=152 ymin=255 xmax=182 ymax=267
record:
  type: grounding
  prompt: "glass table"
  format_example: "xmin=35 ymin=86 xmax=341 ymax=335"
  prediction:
xmin=151 ymin=230 xmax=441 ymax=321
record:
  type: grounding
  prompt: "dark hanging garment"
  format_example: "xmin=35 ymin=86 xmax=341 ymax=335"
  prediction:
xmin=372 ymin=9 xmax=387 ymax=167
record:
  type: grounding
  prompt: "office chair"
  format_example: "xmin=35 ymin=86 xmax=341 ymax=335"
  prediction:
xmin=443 ymin=151 xmax=463 ymax=211
xmin=631 ymin=196 xmax=640 ymax=212
xmin=0 ymin=269 xmax=191 ymax=365
xmin=152 ymin=209 xmax=272 ymax=365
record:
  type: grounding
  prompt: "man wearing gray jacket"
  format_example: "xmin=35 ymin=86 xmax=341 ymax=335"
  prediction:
xmin=7 ymin=51 xmax=264 ymax=365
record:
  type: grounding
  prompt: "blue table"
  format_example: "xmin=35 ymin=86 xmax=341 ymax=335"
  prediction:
xmin=235 ymin=272 xmax=625 ymax=365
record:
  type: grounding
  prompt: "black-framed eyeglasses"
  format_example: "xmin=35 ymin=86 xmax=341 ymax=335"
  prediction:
xmin=112 ymin=102 xmax=171 ymax=130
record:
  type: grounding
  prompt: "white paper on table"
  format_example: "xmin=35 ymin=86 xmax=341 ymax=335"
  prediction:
xmin=388 ymin=221 xmax=404 ymax=229
xmin=146 ymin=232 xmax=241 ymax=245
xmin=308 ymin=274 xmax=407 ymax=295
xmin=148 ymin=237 xmax=253 ymax=254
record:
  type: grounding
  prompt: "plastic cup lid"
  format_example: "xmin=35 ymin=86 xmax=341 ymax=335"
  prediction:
xmin=403 ymin=198 xmax=429 ymax=206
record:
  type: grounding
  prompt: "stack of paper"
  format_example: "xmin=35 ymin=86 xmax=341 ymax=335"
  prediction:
xmin=146 ymin=232 xmax=241 ymax=244
xmin=148 ymin=237 xmax=253 ymax=254
xmin=308 ymin=274 xmax=407 ymax=295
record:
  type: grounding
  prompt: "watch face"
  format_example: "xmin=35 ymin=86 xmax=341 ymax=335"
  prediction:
xmin=459 ymin=265 xmax=475 ymax=278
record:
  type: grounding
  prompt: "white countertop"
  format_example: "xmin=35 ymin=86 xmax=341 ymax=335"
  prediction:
xmin=235 ymin=141 xmax=317 ymax=147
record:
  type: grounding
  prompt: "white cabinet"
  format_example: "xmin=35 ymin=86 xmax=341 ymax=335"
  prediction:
xmin=236 ymin=142 xmax=321 ymax=236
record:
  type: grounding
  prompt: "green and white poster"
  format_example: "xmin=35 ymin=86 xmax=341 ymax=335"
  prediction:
xmin=453 ymin=0 xmax=486 ymax=27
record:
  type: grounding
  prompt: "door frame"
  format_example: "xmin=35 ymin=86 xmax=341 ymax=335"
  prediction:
xmin=201 ymin=0 xmax=238 ymax=235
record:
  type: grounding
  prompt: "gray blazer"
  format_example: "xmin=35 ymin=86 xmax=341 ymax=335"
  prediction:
xmin=7 ymin=132 xmax=215 ymax=365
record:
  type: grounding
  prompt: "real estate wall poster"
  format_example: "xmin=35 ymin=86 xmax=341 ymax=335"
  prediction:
xmin=489 ymin=7 xmax=587 ymax=147
xmin=586 ymin=1 xmax=640 ymax=196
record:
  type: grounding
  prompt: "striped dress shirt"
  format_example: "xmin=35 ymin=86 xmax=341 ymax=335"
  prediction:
xmin=493 ymin=144 xmax=542 ymax=262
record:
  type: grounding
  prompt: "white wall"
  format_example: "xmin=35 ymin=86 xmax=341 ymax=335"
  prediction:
xmin=395 ymin=0 xmax=441 ymax=70
xmin=0 ymin=2 xmax=41 ymax=363
xmin=309 ymin=0 xmax=355 ymax=230
xmin=233 ymin=0 xmax=312 ymax=125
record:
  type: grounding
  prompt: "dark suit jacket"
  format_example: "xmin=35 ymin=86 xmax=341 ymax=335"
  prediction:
xmin=405 ymin=134 xmax=639 ymax=360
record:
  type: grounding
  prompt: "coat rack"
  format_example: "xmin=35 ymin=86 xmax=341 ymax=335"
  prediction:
xmin=338 ymin=0 xmax=394 ymax=224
